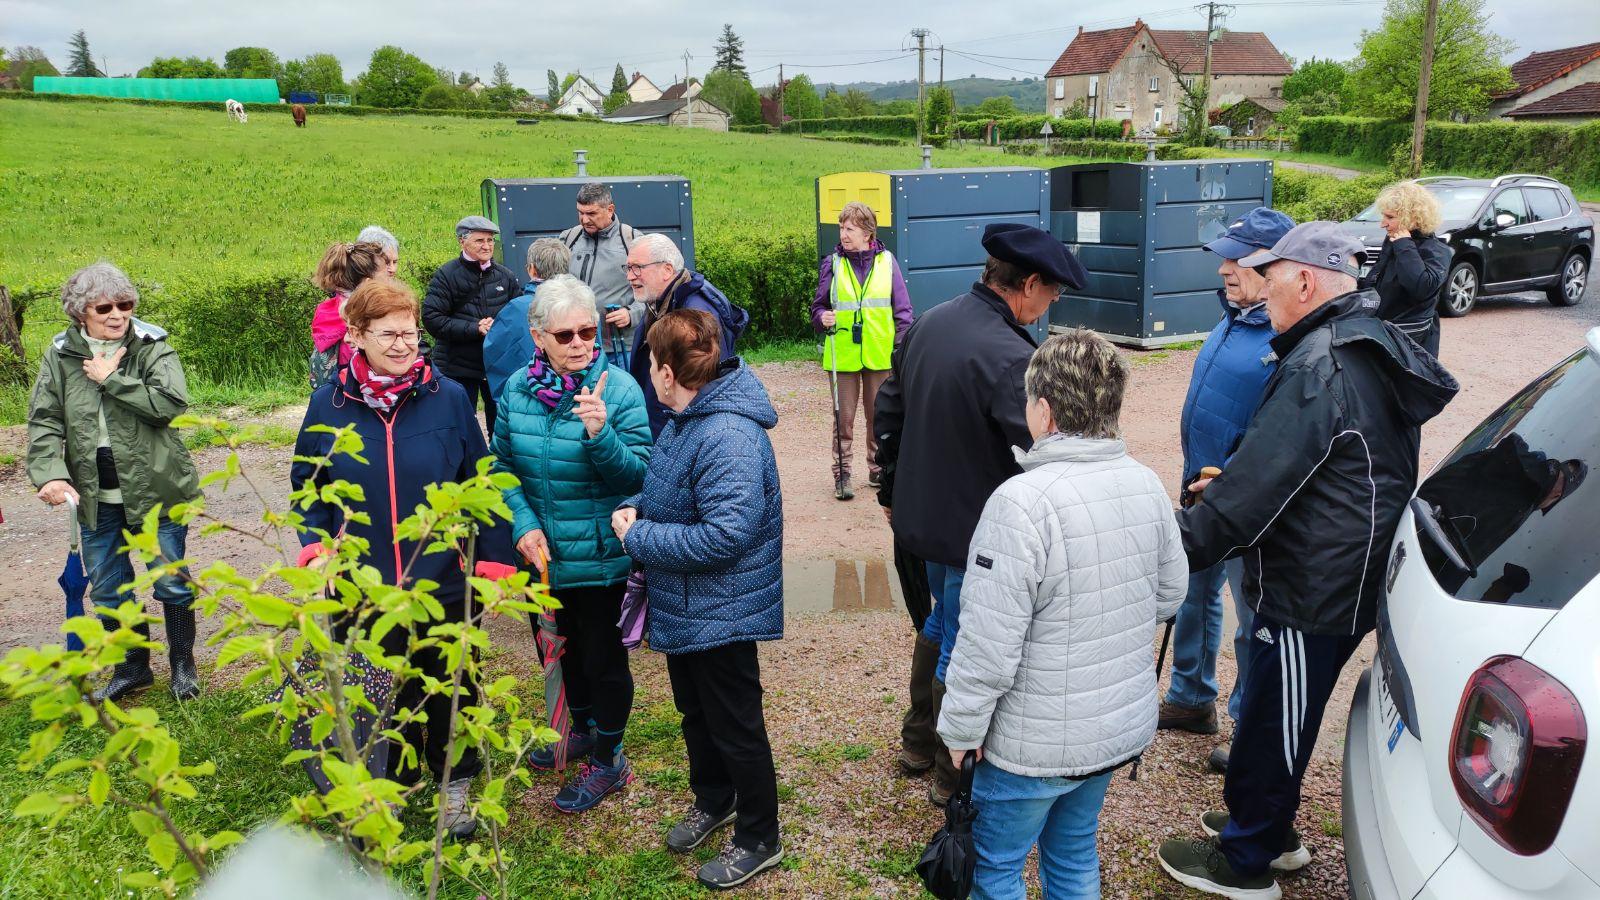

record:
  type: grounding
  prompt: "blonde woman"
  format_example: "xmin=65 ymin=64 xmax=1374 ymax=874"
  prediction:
xmin=1360 ymin=181 xmax=1452 ymax=356
xmin=809 ymin=201 xmax=913 ymax=500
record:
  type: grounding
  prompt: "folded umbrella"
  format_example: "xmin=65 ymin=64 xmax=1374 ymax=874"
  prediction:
xmin=531 ymin=549 xmax=572 ymax=772
xmin=917 ymin=750 xmax=979 ymax=899
xmin=617 ymin=567 xmax=647 ymax=651
xmin=58 ymin=498 xmax=88 ymax=652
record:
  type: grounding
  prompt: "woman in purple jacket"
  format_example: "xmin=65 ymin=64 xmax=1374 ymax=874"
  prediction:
xmin=812 ymin=202 xmax=913 ymax=500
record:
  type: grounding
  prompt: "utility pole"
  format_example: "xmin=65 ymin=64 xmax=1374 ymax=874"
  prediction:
xmin=682 ymin=49 xmax=694 ymax=128
xmin=1196 ymin=2 xmax=1226 ymax=139
xmin=939 ymin=46 xmax=945 ymax=87
xmin=1410 ymin=0 xmax=1440 ymax=177
xmin=912 ymin=28 xmax=930 ymax=147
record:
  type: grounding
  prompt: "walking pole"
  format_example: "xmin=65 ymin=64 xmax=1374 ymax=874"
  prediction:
xmin=828 ymin=299 xmax=844 ymax=481
xmin=1156 ymin=618 xmax=1175 ymax=676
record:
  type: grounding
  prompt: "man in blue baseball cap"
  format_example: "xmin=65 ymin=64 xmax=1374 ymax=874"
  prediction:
xmin=874 ymin=223 xmax=1087 ymax=805
xmin=1158 ymin=207 xmax=1294 ymax=779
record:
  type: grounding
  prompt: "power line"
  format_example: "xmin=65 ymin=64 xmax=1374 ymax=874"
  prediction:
xmin=944 ymin=48 xmax=1045 ymax=77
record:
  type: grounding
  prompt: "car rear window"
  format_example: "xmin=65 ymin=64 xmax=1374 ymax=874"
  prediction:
xmin=1416 ymin=347 xmax=1600 ymax=608
xmin=1525 ymin=187 xmax=1565 ymax=222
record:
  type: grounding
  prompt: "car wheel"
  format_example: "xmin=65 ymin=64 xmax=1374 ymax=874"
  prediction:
xmin=1546 ymin=253 xmax=1588 ymax=307
xmin=1438 ymin=261 xmax=1478 ymax=317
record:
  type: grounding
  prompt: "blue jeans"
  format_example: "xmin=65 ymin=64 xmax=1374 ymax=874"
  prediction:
xmin=81 ymin=502 xmax=193 ymax=610
xmin=921 ymin=562 xmax=966 ymax=682
xmin=970 ymin=761 xmax=1115 ymax=900
xmin=1165 ymin=558 xmax=1251 ymax=721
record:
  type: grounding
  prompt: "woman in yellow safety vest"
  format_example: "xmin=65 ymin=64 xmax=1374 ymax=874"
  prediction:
xmin=811 ymin=201 xmax=914 ymax=501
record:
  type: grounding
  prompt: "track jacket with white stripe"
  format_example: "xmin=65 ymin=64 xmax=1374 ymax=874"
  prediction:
xmin=1177 ymin=288 xmax=1458 ymax=637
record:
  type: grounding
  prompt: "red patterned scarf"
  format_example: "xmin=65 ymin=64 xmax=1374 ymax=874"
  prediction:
xmin=349 ymin=351 xmax=426 ymax=412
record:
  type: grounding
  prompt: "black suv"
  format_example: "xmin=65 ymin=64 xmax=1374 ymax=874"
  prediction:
xmin=1341 ymin=174 xmax=1593 ymax=317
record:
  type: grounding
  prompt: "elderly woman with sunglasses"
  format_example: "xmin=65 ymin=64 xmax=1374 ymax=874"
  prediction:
xmin=27 ymin=262 xmax=203 ymax=703
xmin=490 ymin=274 xmax=652 ymax=814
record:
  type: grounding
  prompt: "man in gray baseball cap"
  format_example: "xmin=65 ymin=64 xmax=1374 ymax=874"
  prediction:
xmin=1156 ymin=222 xmax=1458 ymax=898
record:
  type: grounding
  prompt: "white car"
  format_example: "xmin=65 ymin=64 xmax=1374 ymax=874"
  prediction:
xmin=1343 ymin=326 xmax=1600 ymax=898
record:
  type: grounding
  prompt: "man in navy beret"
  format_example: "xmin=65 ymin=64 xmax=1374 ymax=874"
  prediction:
xmin=874 ymin=223 xmax=1086 ymax=805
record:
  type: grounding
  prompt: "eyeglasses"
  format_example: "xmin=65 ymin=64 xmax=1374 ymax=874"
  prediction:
xmin=90 ymin=300 xmax=136 ymax=316
xmin=365 ymin=329 xmax=421 ymax=347
xmin=546 ymin=326 xmax=598 ymax=345
xmin=622 ymin=261 xmax=668 ymax=276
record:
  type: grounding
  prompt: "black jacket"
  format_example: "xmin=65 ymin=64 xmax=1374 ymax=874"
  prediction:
xmin=1178 ymin=289 xmax=1458 ymax=636
xmin=422 ymin=256 xmax=521 ymax=380
xmin=875 ymin=283 xmax=1036 ymax=568
xmin=1360 ymin=233 xmax=1451 ymax=355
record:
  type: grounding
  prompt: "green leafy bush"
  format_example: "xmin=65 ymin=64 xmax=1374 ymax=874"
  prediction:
xmin=1296 ymin=115 xmax=1600 ymax=187
xmin=779 ymin=115 xmax=918 ymax=137
xmin=951 ymin=117 xmax=1124 ymax=140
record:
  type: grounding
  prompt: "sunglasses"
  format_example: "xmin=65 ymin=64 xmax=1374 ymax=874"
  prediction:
xmin=91 ymin=300 xmax=136 ymax=316
xmin=547 ymin=326 xmax=598 ymax=344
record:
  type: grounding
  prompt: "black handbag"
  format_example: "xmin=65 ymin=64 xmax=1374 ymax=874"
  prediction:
xmin=916 ymin=750 xmax=979 ymax=899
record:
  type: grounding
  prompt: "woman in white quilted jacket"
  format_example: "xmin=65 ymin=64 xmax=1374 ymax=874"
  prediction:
xmin=937 ymin=329 xmax=1188 ymax=900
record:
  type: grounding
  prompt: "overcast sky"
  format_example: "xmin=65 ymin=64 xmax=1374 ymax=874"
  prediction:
xmin=4 ymin=0 xmax=1598 ymax=91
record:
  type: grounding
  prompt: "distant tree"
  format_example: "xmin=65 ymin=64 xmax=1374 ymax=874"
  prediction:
xmin=10 ymin=46 xmax=59 ymax=90
xmin=1282 ymin=58 xmax=1347 ymax=102
xmin=300 ymin=53 xmax=346 ymax=95
xmin=840 ymin=88 xmax=877 ymax=116
xmin=1346 ymin=0 xmax=1514 ymax=119
xmin=356 ymin=45 xmax=438 ymax=108
xmin=66 ymin=30 xmax=102 ymax=77
xmin=973 ymin=95 xmax=1017 ymax=118
xmin=611 ymin=64 xmax=627 ymax=95
xmin=492 ymin=61 xmax=511 ymax=89
xmin=560 ymin=73 xmax=578 ymax=96
xmin=700 ymin=68 xmax=760 ymax=124
xmin=456 ymin=70 xmax=474 ymax=86
xmin=603 ymin=89 xmax=630 ymax=113
xmin=881 ymin=98 xmax=916 ymax=115
xmin=925 ymin=85 xmax=955 ymax=134
xmin=547 ymin=68 xmax=560 ymax=103
xmin=822 ymin=88 xmax=846 ymax=118
xmin=222 ymin=46 xmax=282 ymax=80
xmin=418 ymin=83 xmax=460 ymax=109
xmin=139 ymin=56 xmax=225 ymax=79
xmin=713 ymin=24 xmax=748 ymax=79
xmin=783 ymin=73 xmax=823 ymax=120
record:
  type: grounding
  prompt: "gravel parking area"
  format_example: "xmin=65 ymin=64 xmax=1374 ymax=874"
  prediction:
xmin=0 ymin=280 xmax=1594 ymax=896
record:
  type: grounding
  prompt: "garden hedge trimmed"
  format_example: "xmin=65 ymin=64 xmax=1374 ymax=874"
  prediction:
xmin=1297 ymin=116 xmax=1600 ymax=188
xmin=778 ymin=115 xmax=919 ymax=137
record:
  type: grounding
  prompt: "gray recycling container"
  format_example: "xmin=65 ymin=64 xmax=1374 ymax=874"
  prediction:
xmin=1048 ymin=160 xmax=1274 ymax=347
xmin=480 ymin=176 xmax=694 ymax=274
xmin=817 ymin=167 xmax=1052 ymax=343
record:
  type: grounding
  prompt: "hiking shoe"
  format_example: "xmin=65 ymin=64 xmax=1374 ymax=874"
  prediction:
xmin=666 ymin=801 xmax=737 ymax=853
xmin=439 ymin=777 xmax=478 ymax=839
xmin=1200 ymin=811 xmax=1311 ymax=872
xmin=696 ymin=840 xmax=784 ymax=890
xmin=867 ymin=470 xmax=882 ymax=488
xmin=897 ymin=748 xmax=934 ymax=775
xmin=1208 ymin=743 xmax=1231 ymax=774
xmin=1158 ymin=700 xmax=1219 ymax=734
xmin=834 ymin=475 xmax=854 ymax=501
xmin=1157 ymin=837 xmax=1281 ymax=900
xmin=928 ymin=783 xmax=952 ymax=808
xmin=552 ymin=754 xmax=634 ymax=814
xmin=526 ymin=729 xmax=595 ymax=772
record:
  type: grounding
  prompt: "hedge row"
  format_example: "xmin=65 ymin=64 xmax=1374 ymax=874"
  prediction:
xmin=1296 ymin=116 xmax=1600 ymax=187
xmin=730 ymin=124 xmax=777 ymax=134
xmin=1003 ymin=140 xmax=1149 ymax=161
xmin=803 ymin=133 xmax=908 ymax=147
xmin=779 ymin=115 xmax=919 ymax=137
xmin=950 ymin=116 xmax=1125 ymax=140
xmin=0 ymin=90 xmax=584 ymax=123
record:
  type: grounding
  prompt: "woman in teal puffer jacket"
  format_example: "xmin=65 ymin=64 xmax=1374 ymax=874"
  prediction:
xmin=490 ymin=274 xmax=653 ymax=814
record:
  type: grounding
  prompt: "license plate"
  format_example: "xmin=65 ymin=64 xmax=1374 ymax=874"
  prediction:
xmin=1376 ymin=660 xmax=1405 ymax=753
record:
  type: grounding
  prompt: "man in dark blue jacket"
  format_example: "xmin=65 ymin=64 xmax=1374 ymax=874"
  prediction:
xmin=1159 ymin=208 xmax=1293 ymax=777
xmin=874 ymin=223 xmax=1087 ymax=805
xmin=623 ymin=234 xmax=749 ymax=436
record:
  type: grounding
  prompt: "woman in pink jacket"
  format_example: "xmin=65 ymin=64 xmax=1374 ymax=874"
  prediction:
xmin=308 ymin=241 xmax=386 ymax=388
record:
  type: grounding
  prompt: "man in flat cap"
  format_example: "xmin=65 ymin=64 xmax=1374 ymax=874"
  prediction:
xmin=423 ymin=216 xmax=522 ymax=434
xmin=1157 ymin=222 xmax=1457 ymax=899
xmin=875 ymin=222 xmax=1087 ymax=805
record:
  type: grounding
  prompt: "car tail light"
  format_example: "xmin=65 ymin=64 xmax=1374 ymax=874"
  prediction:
xmin=1450 ymin=656 xmax=1587 ymax=855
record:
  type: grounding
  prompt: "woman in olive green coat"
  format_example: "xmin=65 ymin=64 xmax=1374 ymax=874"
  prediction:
xmin=27 ymin=262 xmax=202 ymax=702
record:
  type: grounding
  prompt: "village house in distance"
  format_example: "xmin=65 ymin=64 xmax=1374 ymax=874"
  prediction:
xmin=1044 ymin=19 xmax=1291 ymax=132
xmin=1494 ymin=41 xmax=1600 ymax=124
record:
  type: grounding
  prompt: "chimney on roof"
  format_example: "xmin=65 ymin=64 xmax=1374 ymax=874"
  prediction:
xmin=1078 ymin=25 xmax=1083 ymax=34
xmin=1134 ymin=18 xmax=1144 ymax=27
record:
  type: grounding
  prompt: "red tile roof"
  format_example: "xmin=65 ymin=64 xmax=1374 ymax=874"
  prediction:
xmin=660 ymin=82 xmax=688 ymax=100
xmin=1498 ymin=42 xmax=1600 ymax=100
xmin=1046 ymin=22 xmax=1291 ymax=77
xmin=1502 ymin=82 xmax=1600 ymax=118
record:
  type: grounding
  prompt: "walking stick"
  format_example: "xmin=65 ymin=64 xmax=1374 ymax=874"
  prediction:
xmin=1156 ymin=618 xmax=1175 ymax=676
xmin=827 ymin=298 xmax=844 ymax=481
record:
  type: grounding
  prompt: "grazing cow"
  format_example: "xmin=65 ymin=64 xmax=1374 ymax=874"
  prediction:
xmin=292 ymin=104 xmax=307 ymax=127
xmin=225 ymin=99 xmax=248 ymax=123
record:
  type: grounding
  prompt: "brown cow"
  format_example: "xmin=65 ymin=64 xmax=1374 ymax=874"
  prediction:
xmin=292 ymin=104 xmax=307 ymax=127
